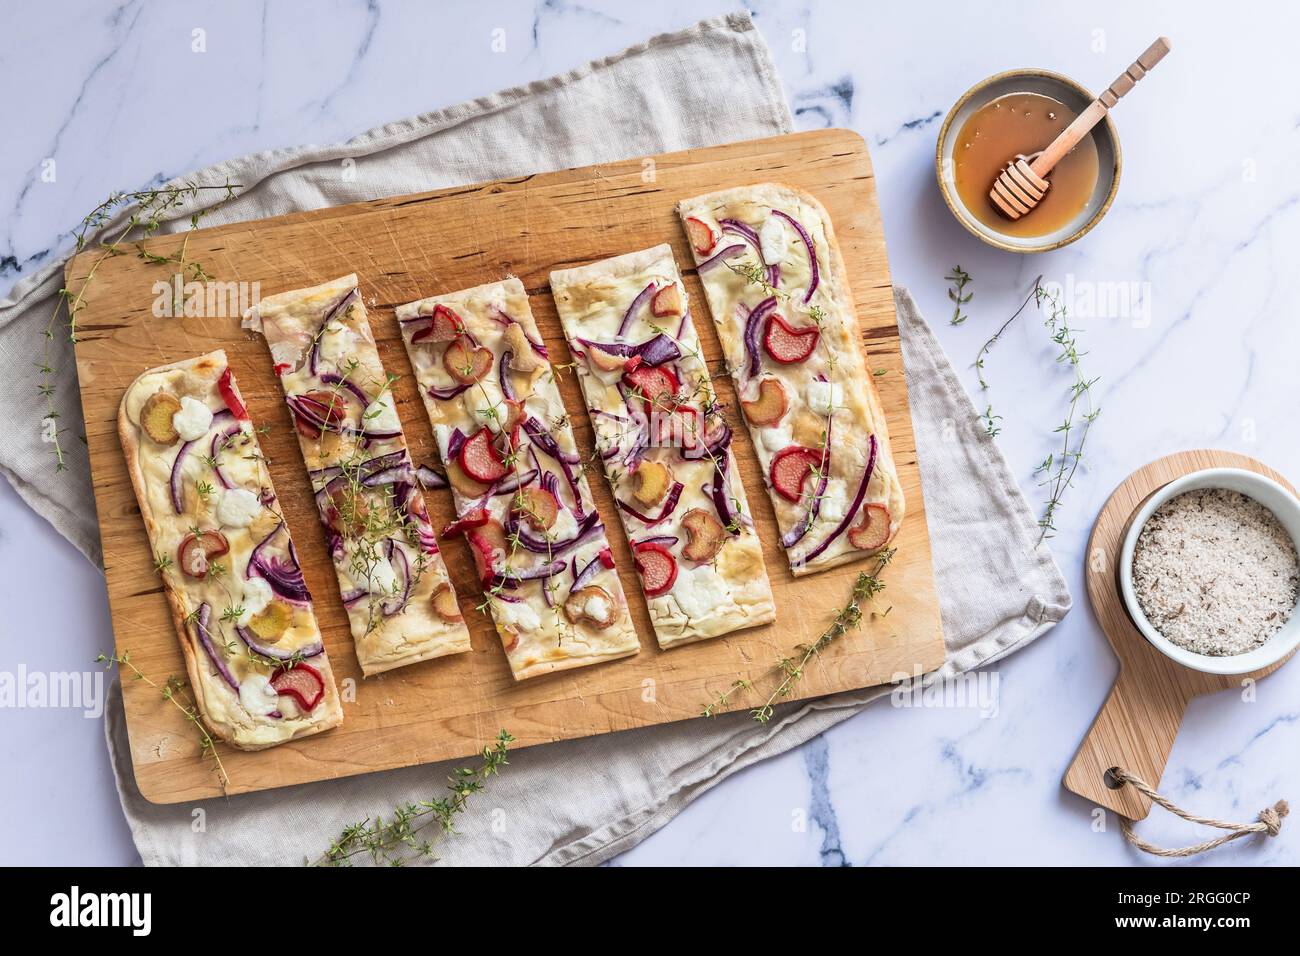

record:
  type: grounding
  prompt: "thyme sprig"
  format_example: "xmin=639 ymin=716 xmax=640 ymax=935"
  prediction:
xmin=973 ymin=274 xmax=1040 ymax=393
xmin=1032 ymin=283 xmax=1100 ymax=542
xmin=946 ymin=265 xmax=973 ymax=325
xmin=751 ymin=549 xmax=894 ymax=722
xmin=39 ymin=181 xmax=239 ymax=470
xmin=96 ymin=650 xmax=229 ymax=790
xmin=970 ymin=274 xmax=1101 ymax=543
xmin=972 ymin=277 xmax=1102 ymax=541
xmin=700 ymin=550 xmax=895 ymax=721
xmin=318 ymin=730 xmax=514 ymax=866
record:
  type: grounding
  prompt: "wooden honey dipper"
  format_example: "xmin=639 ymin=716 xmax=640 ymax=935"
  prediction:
xmin=990 ymin=37 xmax=1171 ymax=220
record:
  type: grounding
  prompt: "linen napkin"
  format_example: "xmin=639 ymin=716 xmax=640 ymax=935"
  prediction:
xmin=5 ymin=12 xmax=1070 ymax=864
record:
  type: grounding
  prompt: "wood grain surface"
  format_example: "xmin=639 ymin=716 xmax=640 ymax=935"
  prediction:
xmin=1064 ymin=449 xmax=1294 ymax=819
xmin=67 ymin=129 xmax=946 ymax=804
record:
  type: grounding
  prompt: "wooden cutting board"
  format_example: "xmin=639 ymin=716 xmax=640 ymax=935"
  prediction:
xmin=1064 ymin=450 xmax=1295 ymax=819
xmin=67 ymin=129 xmax=946 ymax=803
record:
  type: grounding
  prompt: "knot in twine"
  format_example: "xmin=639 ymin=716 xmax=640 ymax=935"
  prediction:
xmin=1109 ymin=766 xmax=1289 ymax=858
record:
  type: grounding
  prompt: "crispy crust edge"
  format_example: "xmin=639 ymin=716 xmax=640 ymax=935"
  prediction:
xmin=509 ymin=640 xmax=641 ymax=681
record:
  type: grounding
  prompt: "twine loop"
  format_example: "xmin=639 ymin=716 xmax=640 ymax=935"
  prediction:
xmin=1109 ymin=766 xmax=1289 ymax=858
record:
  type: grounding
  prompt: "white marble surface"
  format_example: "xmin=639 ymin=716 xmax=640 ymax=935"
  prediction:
xmin=4 ymin=0 xmax=1299 ymax=866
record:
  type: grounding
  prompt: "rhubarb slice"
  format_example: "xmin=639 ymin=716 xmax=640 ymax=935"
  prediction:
xmin=633 ymin=542 xmax=678 ymax=596
xmin=444 ymin=338 xmax=493 ymax=385
xmin=848 ymin=503 xmax=892 ymax=552
xmin=742 ymin=377 xmax=789 ymax=426
xmin=769 ymin=445 xmax=824 ymax=502
xmin=764 ymin=312 xmax=819 ymax=364
xmin=270 ymin=662 xmax=324 ymax=711
xmin=459 ymin=427 xmax=508 ymax=483
xmin=682 ymin=508 xmax=726 ymax=563
xmin=412 ymin=304 xmax=465 ymax=343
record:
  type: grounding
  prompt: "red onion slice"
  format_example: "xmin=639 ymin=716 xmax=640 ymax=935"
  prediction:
xmin=208 ymin=413 xmax=241 ymax=490
xmin=571 ymin=553 xmax=606 ymax=592
xmin=521 ymin=417 xmax=585 ymax=518
xmin=702 ymin=452 xmax=745 ymax=538
xmin=576 ymin=333 xmax=681 ymax=368
xmin=794 ymin=434 xmax=877 ymax=568
xmin=428 ymin=381 xmax=472 ymax=401
xmin=361 ymin=463 xmax=415 ymax=487
xmin=696 ymin=243 xmax=746 ymax=272
xmin=235 ymin=625 xmax=323 ymax=661
xmin=491 ymin=558 xmax=567 ymax=586
xmin=307 ymin=287 xmax=359 ymax=376
xmin=617 ymin=481 xmax=684 ymax=526
xmin=494 ymin=468 xmax=539 ymax=496
xmin=631 ymin=534 xmax=679 ymax=549
xmin=248 ymin=522 xmax=312 ymax=604
xmin=340 ymin=587 xmax=368 ymax=608
xmin=616 ymin=282 xmax=657 ymax=338
xmin=193 ymin=603 xmax=238 ymax=690
xmin=540 ymin=471 xmax=575 ymax=518
xmin=771 ymin=210 xmax=818 ymax=302
xmin=318 ymin=371 xmax=371 ymax=407
xmin=680 ymin=421 xmax=732 ymax=461
xmin=719 ymin=218 xmax=779 ymax=286
xmin=676 ymin=310 xmax=693 ymax=340
xmin=379 ymin=539 xmax=412 ymax=616
xmin=416 ymin=464 xmax=448 ymax=490
xmin=498 ymin=349 xmax=516 ymax=401
xmin=742 ymin=297 xmax=779 ymax=380
xmin=169 ymin=408 xmax=230 ymax=513
xmin=504 ymin=509 xmax=601 ymax=555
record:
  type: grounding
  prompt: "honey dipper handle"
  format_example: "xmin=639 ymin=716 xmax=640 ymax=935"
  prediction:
xmin=1101 ymin=36 xmax=1172 ymax=108
xmin=1029 ymin=36 xmax=1172 ymax=179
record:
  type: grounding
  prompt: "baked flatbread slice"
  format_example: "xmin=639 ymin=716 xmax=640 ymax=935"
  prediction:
xmin=243 ymin=275 xmax=471 ymax=675
xmin=677 ymin=184 xmax=905 ymax=576
xmin=396 ymin=277 xmax=641 ymax=677
xmin=118 ymin=350 xmax=343 ymax=750
xmin=550 ymin=246 xmax=777 ymax=647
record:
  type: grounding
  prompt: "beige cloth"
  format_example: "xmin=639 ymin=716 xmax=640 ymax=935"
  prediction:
xmin=4 ymin=13 xmax=1070 ymax=864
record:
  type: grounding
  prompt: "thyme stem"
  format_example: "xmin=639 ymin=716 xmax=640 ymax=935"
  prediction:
xmin=96 ymin=651 xmax=228 ymax=790
xmin=318 ymin=730 xmax=514 ymax=866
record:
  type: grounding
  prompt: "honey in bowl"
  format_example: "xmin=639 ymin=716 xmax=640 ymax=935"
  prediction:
xmin=953 ymin=92 xmax=1100 ymax=238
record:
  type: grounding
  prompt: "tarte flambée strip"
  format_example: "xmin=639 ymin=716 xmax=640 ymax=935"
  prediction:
xmin=243 ymin=275 xmax=471 ymax=675
xmin=550 ymin=245 xmax=776 ymax=647
xmin=396 ymin=277 xmax=640 ymax=678
xmin=118 ymin=350 xmax=343 ymax=750
xmin=676 ymin=184 xmax=905 ymax=575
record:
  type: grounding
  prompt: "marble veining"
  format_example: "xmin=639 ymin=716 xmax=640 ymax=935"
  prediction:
xmin=4 ymin=0 xmax=1300 ymax=866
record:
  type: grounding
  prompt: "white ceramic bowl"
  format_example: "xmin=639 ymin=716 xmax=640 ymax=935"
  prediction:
xmin=1118 ymin=467 xmax=1300 ymax=676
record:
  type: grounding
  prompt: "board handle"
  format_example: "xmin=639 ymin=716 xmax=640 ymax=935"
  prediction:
xmin=1063 ymin=665 xmax=1192 ymax=820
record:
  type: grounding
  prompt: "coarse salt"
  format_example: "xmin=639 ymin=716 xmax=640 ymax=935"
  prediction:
xmin=1131 ymin=488 xmax=1299 ymax=656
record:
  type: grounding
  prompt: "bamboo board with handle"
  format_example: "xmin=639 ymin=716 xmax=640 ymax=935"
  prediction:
xmin=67 ymin=129 xmax=946 ymax=803
xmin=1064 ymin=449 xmax=1294 ymax=819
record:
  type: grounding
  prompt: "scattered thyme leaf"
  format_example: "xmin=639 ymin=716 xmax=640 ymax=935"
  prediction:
xmin=945 ymin=265 xmax=973 ymax=325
